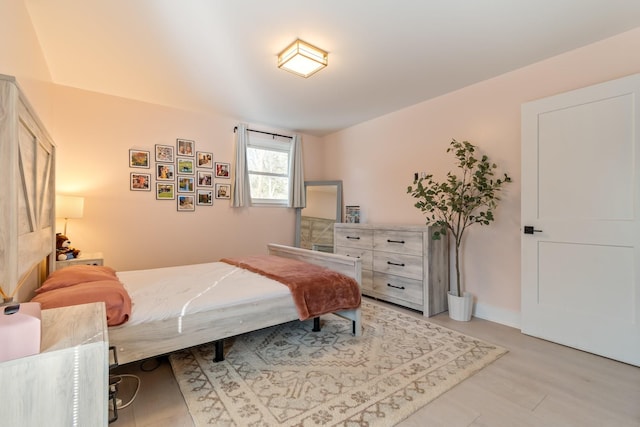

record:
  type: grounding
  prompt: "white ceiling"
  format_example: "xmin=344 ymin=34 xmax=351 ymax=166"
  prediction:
xmin=24 ymin=0 xmax=640 ymax=136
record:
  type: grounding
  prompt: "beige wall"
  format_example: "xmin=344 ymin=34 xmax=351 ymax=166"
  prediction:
xmin=49 ymin=85 xmax=311 ymax=271
xmin=0 ymin=0 xmax=55 ymax=128
xmin=0 ymin=0 xmax=324 ymax=273
xmin=321 ymin=27 xmax=640 ymax=326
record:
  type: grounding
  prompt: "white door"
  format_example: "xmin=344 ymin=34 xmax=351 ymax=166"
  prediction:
xmin=521 ymin=73 xmax=640 ymax=367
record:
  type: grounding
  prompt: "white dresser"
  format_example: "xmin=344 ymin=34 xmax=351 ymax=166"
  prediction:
xmin=334 ymin=223 xmax=449 ymax=316
xmin=0 ymin=302 xmax=109 ymax=426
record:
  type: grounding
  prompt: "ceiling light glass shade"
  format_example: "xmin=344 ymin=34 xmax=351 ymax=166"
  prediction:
xmin=278 ymin=39 xmax=328 ymax=78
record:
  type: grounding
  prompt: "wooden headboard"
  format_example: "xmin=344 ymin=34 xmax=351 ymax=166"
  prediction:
xmin=0 ymin=74 xmax=56 ymax=302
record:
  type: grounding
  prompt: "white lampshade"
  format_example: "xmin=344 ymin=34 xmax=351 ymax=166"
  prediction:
xmin=56 ymin=195 xmax=84 ymax=219
xmin=277 ymin=39 xmax=328 ymax=78
xmin=56 ymin=195 xmax=84 ymax=236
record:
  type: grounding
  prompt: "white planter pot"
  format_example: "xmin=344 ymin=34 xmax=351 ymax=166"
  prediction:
xmin=448 ymin=292 xmax=473 ymax=321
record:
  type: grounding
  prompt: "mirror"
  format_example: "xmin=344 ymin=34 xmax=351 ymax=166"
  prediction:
xmin=295 ymin=180 xmax=343 ymax=252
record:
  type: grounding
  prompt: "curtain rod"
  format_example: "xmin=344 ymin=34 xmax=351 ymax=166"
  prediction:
xmin=233 ymin=126 xmax=293 ymax=140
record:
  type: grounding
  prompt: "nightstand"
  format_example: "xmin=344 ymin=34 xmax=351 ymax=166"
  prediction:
xmin=56 ymin=251 xmax=104 ymax=269
xmin=0 ymin=302 xmax=109 ymax=425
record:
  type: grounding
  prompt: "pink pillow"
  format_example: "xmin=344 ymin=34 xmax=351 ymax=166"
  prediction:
xmin=31 ymin=279 xmax=131 ymax=326
xmin=37 ymin=265 xmax=118 ymax=294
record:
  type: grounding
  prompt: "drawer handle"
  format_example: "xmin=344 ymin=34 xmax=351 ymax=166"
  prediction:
xmin=346 ymin=236 xmax=361 ymax=240
xmin=387 ymin=261 xmax=405 ymax=267
xmin=387 ymin=239 xmax=405 ymax=244
xmin=387 ymin=283 xmax=405 ymax=290
xmin=345 ymin=254 xmax=361 ymax=258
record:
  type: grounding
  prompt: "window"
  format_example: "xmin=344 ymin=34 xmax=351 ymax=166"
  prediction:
xmin=247 ymin=135 xmax=291 ymax=205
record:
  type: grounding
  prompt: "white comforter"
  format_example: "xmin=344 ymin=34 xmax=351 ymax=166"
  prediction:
xmin=116 ymin=261 xmax=291 ymax=326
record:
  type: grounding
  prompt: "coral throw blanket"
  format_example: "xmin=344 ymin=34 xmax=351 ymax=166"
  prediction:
xmin=220 ymin=255 xmax=361 ymax=320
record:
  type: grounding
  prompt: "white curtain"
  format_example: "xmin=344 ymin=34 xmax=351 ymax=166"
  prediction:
xmin=232 ymin=123 xmax=251 ymax=207
xmin=289 ymin=134 xmax=306 ymax=208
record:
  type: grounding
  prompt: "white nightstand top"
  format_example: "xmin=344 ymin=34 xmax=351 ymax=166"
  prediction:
xmin=73 ymin=252 xmax=104 ymax=260
xmin=56 ymin=252 xmax=104 ymax=269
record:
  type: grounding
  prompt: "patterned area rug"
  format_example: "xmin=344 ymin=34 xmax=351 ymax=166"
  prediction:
xmin=169 ymin=300 xmax=506 ymax=426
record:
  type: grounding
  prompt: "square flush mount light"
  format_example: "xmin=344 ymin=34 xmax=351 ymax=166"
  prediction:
xmin=277 ymin=39 xmax=328 ymax=78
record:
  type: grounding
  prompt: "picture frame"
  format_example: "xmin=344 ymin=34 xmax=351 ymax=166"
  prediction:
xmin=197 ymin=171 xmax=213 ymax=187
xmin=196 ymin=151 xmax=213 ymax=168
xmin=156 ymin=182 xmax=175 ymax=200
xmin=155 ymin=144 xmax=174 ymax=163
xmin=215 ymin=183 xmax=231 ymax=199
xmin=130 ymin=172 xmax=151 ymax=191
xmin=215 ymin=162 xmax=230 ymax=178
xmin=177 ymin=138 xmax=195 ymax=157
xmin=177 ymin=194 xmax=195 ymax=211
xmin=177 ymin=157 xmax=194 ymax=174
xmin=156 ymin=163 xmax=175 ymax=181
xmin=177 ymin=175 xmax=195 ymax=193
xmin=197 ymin=189 xmax=213 ymax=206
xmin=129 ymin=149 xmax=150 ymax=168
xmin=345 ymin=205 xmax=361 ymax=223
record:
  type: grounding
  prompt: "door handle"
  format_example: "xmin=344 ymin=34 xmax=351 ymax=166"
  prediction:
xmin=523 ymin=226 xmax=543 ymax=235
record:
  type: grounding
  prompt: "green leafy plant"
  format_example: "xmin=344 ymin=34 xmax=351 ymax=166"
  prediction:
xmin=407 ymin=139 xmax=512 ymax=297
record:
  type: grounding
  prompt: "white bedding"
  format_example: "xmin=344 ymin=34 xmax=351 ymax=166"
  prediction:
xmin=115 ymin=261 xmax=292 ymax=327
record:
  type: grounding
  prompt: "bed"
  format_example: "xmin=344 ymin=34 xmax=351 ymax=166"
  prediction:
xmin=1 ymin=75 xmax=362 ymax=367
xmin=33 ymin=243 xmax=362 ymax=365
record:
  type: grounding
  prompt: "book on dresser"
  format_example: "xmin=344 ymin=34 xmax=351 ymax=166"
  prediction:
xmin=334 ymin=223 xmax=449 ymax=316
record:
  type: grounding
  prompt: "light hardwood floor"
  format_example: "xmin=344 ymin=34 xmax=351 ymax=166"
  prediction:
xmin=110 ymin=298 xmax=640 ymax=426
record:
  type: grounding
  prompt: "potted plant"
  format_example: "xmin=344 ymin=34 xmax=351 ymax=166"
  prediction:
xmin=407 ymin=139 xmax=511 ymax=321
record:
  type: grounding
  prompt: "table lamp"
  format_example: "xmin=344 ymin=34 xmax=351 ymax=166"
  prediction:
xmin=55 ymin=195 xmax=84 ymax=236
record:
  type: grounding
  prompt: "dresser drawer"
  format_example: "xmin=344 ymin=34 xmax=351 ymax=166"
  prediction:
xmin=361 ymin=270 xmax=374 ymax=292
xmin=373 ymin=230 xmax=424 ymax=255
xmin=335 ymin=228 xmax=373 ymax=249
xmin=373 ymin=252 xmax=423 ymax=280
xmin=373 ymin=272 xmax=423 ymax=304
xmin=334 ymin=246 xmax=373 ymax=270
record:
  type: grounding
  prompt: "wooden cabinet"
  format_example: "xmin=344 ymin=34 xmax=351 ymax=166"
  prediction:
xmin=334 ymin=226 xmax=374 ymax=293
xmin=0 ymin=302 xmax=109 ymax=426
xmin=335 ymin=224 xmax=448 ymax=316
xmin=56 ymin=252 xmax=104 ymax=269
xmin=299 ymin=217 xmax=335 ymax=251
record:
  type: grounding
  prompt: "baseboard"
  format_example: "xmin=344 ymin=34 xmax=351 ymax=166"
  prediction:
xmin=473 ymin=302 xmax=521 ymax=329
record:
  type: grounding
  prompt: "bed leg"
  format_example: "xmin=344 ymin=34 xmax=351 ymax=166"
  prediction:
xmin=312 ymin=317 xmax=321 ymax=332
xmin=214 ymin=339 xmax=224 ymax=362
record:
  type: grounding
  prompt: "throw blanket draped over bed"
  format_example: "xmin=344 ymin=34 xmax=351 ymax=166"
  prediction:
xmin=220 ymin=255 xmax=361 ymax=320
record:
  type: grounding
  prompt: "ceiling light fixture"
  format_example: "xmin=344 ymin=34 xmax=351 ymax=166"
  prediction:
xmin=277 ymin=39 xmax=328 ymax=78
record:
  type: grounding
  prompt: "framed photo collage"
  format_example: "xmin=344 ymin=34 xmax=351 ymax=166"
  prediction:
xmin=128 ymin=138 xmax=231 ymax=211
